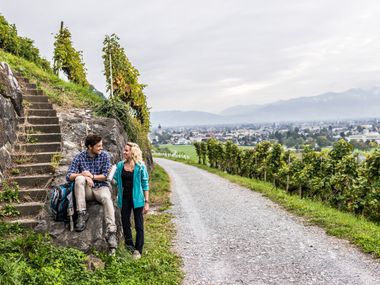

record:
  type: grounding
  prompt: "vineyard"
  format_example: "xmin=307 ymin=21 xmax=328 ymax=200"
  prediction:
xmin=194 ymin=139 xmax=380 ymax=222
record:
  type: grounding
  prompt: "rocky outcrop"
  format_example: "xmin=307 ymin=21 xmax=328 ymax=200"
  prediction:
xmin=53 ymin=107 xmax=129 ymax=185
xmin=35 ymin=107 xmax=129 ymax=252
xmin=0 ymin=62 xmax=23 ymax=182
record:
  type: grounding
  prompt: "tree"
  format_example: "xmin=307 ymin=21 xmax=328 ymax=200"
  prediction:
xmin=266 ymin=143 xmax=284 ymax=186
xmin=194 ymin=142 xmax=201 ymax=164
xmin=102 ymin=34 xmax=150 ymax=130
xmin=53 ymin=23 xmax=88 ymax=87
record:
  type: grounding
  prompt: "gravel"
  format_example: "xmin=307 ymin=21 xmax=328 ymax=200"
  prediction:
xmin=155 ymin=158 xmax=380 ymax=285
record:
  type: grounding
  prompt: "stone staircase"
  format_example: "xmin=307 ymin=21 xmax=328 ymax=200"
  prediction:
xmin=5 ymin=77 xmax=62 ymax=228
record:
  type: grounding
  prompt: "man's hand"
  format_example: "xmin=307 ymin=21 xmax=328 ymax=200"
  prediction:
xmin=85 ymin=176 xmax=94 ymax=188
xmin=143 ymin=202 xmax=149 ymax=215
xmin=82 ymin=170 xmax=93 ymax=178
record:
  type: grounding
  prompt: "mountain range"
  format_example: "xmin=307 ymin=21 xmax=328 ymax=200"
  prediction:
xmin=151 ymin=87 xmax=380 ymax=127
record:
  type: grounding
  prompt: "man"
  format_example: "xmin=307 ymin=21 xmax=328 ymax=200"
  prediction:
xmin=66 ymin=134 xmax=117 ymax=251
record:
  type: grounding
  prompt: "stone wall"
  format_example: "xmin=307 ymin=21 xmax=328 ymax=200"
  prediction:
xmin=0 ymin=62 xmax=23 ymax=183
xmin=53 ymin=107 xmax=129 ymax=185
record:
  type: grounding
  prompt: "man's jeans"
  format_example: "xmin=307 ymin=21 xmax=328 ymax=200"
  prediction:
xmin=74 ymin=176 xmax=116 ymax=233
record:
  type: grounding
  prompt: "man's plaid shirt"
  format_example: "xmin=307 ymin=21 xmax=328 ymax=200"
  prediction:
xmin=66 ymin=150 xmax=111 ymax=188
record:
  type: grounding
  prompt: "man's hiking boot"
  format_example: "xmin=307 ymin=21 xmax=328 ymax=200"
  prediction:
xmin=75 ymin=211 xmax=89 ymax=232
xmin=107 ymin=232 xmax=118 ymax=250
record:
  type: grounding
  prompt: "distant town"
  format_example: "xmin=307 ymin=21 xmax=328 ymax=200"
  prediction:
xmin=150 ymin=118 xmax=380 ymax=150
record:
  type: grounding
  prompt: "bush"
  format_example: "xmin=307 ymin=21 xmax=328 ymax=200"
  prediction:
xmin=0 ymin=15 xmax=51 ymax=71
xmin=95 ymin=97 xmax=151 ymax=161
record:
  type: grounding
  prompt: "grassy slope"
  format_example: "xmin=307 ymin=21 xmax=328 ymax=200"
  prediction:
xmin=0 ymin=49 xmax=103 ymax=109
xmin=156 ymin=156 xmax=380 ymax=258
xmin=0 ymin=163 xmax=182 ymax=285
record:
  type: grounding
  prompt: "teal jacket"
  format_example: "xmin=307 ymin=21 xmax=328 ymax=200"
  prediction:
xmin=114 ymin=160 xmax=149 ymax=209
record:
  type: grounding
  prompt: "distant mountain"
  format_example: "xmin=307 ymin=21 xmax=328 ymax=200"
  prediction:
xmin=220 ymin=104 xmax=263 ymax=116
xmin=151 ymin=87 xmax=380 ymax=127
xmin=151 ymin=110 xmax=224 ymax=127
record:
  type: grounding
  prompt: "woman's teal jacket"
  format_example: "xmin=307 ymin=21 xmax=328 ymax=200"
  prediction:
xmin=114 ymin=160 xmax=149 ymax=209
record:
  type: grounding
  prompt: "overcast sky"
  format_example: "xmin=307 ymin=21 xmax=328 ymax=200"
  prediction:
xmin=3 ymin=1 xmax=380 ymax=113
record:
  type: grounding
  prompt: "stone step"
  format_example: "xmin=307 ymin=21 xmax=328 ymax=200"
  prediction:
xmin=28 ymin=109 xmax=57 ymax=117
xmin=18 ymin=116 xmax=59 ymax=125
xmin=15 ymin=142 xmax=61 ymax=153
xmin=16 ymin=75 xmax=29 ymax=83
xmin=13 ymin=163 xmax=55 ymax=176
xmin=9 ymin=218 xmax=39 ymax=229
xmin=23 ymin=95 xmax=49 ymax=103
xmin=17 ymin=133 xmax=62 ymax=143
xmin=19 ymin=188 xmax=48 ymax=202
xmin=25 ymin=89 xmax=44 ymax=95
xmin=28 ymin=102 xmax=53 ymax=109
xmin=13 ymin=202 xmax=44 ymax=216
xmin=11 ymin=174 xmax=52 ymax=188
xmin=26 ymin=83 xmax=37 ymax=89
xmin=12 ymin=152 xmax=59 ymax=164
xmin=21 ymin=124 xmax=61 ymax=133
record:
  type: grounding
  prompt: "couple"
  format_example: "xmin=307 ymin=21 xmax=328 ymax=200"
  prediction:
xmin=66 ymin=134 xmax=149 ymax=259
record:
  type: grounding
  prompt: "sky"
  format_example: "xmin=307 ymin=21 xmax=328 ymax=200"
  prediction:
xmin=3 ymin=1 xmax=380 ymax=113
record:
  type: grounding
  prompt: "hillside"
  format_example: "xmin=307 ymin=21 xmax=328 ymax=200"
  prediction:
xmin=0 ymin=49 xmax=104 ymax=109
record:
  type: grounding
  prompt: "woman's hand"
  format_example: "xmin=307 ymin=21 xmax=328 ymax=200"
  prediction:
xmin=143 ymin=202 xmax=149 ymax=215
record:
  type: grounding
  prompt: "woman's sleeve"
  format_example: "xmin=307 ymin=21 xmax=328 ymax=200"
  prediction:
xmin=141 ymin=165 xmax=149 ymax=191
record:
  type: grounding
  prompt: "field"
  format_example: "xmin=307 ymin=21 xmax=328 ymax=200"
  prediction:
xmin=156 ymin=144 xmax=198 ymax=162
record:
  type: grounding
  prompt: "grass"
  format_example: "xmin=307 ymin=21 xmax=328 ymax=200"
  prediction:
xmin=0 ymin=163 xmax=183 ymax=285
xmin=156 ymin=144 xmax=198 ymax=162
xmin=0 ymin=49 xmax=104 ymax=109
xmin=156 ymin=156 xmax=380 ymax=258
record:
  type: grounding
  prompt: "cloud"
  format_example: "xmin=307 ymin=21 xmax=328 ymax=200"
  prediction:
xmin=3 ymin=1 xmax=380 ymax=113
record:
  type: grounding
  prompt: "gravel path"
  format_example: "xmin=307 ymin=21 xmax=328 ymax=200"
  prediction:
xmin=155 ymin=158 xmax=380 ymax=285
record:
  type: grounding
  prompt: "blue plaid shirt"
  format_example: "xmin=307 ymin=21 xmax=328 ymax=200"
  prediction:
xmin=66 ymin=150 xmax=111 ymax=188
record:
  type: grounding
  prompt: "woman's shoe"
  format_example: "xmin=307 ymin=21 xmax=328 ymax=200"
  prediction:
xmin=132 ymin=250 xmax=141 ymax=260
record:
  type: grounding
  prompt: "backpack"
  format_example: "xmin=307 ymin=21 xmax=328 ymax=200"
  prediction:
xmin=50 ymin=183 xmax=75 ymax=229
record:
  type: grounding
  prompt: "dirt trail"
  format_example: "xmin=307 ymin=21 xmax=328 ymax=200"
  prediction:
xmin=156 ymin=158 xmax=380 ymax=285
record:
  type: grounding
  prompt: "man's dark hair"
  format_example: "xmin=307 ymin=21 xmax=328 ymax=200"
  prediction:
xmin=85 ymin=134 xmax=102 ymax=148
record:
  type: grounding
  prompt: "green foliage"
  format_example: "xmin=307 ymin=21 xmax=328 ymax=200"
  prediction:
xmin=95 ymin=97 xmax=150 ymax=162
xmin=194 ymin=138 xmax=380 ymax=222
xmin=0 ymin=204 xmax=20 ymax=217
xmin=0 ymin=181 xmax=19 ymax=203
xmin=102 ymin=34 xmax=150 ymax=131
xmin=0 ymin=49 xmax=103 ymax=109
xmin=0 ymin=15 xmax=51 ymax=71
xmin=50 ymin=153 xmax=63 ymax=170
xmin=193 ymin=142 xmax=202 ymax=164
xmin=53 ymin=25 xmax=89 ymax=87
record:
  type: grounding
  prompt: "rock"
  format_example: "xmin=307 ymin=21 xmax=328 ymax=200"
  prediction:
xmin=86 ymin=254 xmax=105 ymax=271
xmin=0 ymin=62 xmax=23 ymax=182
xmin=39 ymin=202 xmax=123 ymax=253
xmin=37 ymin=108 xmax=129 ymax=252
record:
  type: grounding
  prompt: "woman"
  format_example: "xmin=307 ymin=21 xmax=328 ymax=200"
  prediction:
xmin=113 ymin=142 xmax=149 ymax=259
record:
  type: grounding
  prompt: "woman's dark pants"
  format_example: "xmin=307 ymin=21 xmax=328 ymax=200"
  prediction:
xmin=121 ymin=200 xmax=144 ymax=254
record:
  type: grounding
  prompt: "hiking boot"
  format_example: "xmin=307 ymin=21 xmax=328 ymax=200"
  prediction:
xmin=75 ymin=211 xmax=89 ymax=232
xmin=107 ymin=232 xmax=118 ymax=250
xmin=132 ymin=250 xmax=141 ymax=260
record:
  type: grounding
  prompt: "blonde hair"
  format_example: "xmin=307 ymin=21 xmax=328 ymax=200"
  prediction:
xmin=126 ymin=142 xmax=143 ymax=163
